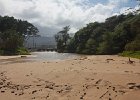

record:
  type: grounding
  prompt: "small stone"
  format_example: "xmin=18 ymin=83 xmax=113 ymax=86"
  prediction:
xmin=11 ymin=91 xmax=14 ymax=93
xmin=129 ymin=86 xmax=134 ymax=89
xmin=136 ymin=85 xmax=140 ymax=89
xmin=113 ymin=87 xmax=115 ymax=91
xmin=36 ymin=85 xmax=41 ymax=86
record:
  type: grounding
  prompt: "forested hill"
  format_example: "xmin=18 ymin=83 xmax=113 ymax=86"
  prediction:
xmin=0 ymin=16 xmax=39 ymax=55
xmin=66 ymin=13 xmax=140 ymax=55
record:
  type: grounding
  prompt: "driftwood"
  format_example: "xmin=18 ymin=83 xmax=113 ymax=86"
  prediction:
xmin=127 ymin=58 xmax=135 ymax=64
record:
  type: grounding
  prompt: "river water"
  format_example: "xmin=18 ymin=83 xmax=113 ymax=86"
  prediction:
xmin=28 ymin=51 xmax=83 ymax=61
xmin=0 ymin=52 xmax=83 ymax=64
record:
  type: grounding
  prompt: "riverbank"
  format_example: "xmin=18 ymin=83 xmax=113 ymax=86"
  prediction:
xmin=0 ymin=55 xmax=140 ymax=100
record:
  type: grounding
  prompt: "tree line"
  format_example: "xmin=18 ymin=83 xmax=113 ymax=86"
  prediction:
xmin=55 ymin=13 xmax=140 ymax=55
xmin=0 ymin=16 xmax=39 ymax=55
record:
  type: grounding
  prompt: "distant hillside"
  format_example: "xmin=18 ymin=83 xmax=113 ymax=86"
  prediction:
xmin=24 ymin=36 xmax=56 ymax=50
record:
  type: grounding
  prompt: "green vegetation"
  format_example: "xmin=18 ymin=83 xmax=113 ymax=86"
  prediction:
xmin=67 ymin=13 xmax=140 ymax=55
xmin=16 ymin=47 xmax=30 ymax=55
xmin=0 ymin=16 xmax=39 ymax=55
xmin=55 ymin=12 xmax=140 ymax=57
xmin=119 ymin=51 xmax=140 ymax=59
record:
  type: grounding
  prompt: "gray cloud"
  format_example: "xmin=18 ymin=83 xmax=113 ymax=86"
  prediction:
xmin=0 ymin=0 xmax=132 ymax=36
xmin=0 ymin=2 xmax=5 ymax=15
xmin=35 ymin=24 xmax=60 ymax=37
xmin=17 ymin=7 xmax=41 ymax=19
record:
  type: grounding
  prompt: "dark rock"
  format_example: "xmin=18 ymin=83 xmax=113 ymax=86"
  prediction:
xmin=127 ymin=83 xmax=136 ymax=85
xmin=1 ymin=90 xmax=5 ymax=93
xmin=11 ymin=91 xmax=14 ymax=93
xmin=36 ymin=85 xmax=41 ymax=86
xmin=84 ymin=93 xmax=86 ymax=95
xmin=109 ymin=98 xmax=112 ymax=100
xmin=136 ymin=85 xmax=140 ymax=89
xmin=80 ymin=96 xmax=83 ymax=99
xmin=129 ymin=86 xmax=135 ymax=89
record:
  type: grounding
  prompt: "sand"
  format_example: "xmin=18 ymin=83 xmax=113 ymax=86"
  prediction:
xmin=0 ymin=55 xmax=140 ymax=100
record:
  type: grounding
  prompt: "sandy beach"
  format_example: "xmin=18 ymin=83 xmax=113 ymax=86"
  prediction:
xmin=0 ymin=55 xmax=140 ymax=100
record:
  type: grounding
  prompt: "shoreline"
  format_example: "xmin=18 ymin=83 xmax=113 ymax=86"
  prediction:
xmin=0 ymin=55 xmax=140 ymax=100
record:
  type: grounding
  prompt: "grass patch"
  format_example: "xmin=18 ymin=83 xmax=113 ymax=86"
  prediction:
xmin=119 ymin=51 xmax=140 ymax=59
xmin=16 ymin=47 xmax=30 ymax=55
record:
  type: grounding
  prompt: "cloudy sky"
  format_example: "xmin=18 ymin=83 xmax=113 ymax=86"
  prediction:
xmin=0 ymin=0 xmax=139 ymax=36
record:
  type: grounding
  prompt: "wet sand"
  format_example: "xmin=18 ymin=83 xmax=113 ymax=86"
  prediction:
xmin=0 ymin=55 xmax=140 ymax=100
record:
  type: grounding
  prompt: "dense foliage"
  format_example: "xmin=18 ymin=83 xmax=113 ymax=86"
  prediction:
xmin=0 ymin=16 xmax=39 ymax=55
xmin=57 ymin=13 xmax=140 ymax=55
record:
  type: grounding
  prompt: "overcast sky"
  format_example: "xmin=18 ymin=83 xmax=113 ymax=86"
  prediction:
xmin=0 ymin=0 xmax=138 ymax=36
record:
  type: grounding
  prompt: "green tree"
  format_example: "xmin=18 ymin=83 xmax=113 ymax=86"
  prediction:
xmin=0 ymin=15 xmax=39 ymax=55
xmin=0 ymin=30 xmax=23 ymax=55
xmin=97 ymin=32 xmax=114 ymax=54
xmin=125 ymin=34 xmax=140 ymax=51
xmin=55 ymin=26 xmax=70 ymax=52
xmin=66 ymin=13 xmax=140 ymax=55
xmin=84 ymin=38 xmax=97 ymax=54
